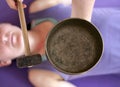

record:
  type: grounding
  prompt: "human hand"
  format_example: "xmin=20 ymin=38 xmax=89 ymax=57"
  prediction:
xmin=57 ymin=81 xmax=77 ymax=87
xmin=29 ymin=69 xmax=77 ymax=87
xmin=30 ymin=77 xmax=76 ymax=87
xmin=6 ymin=0 xmax=27 ymax=10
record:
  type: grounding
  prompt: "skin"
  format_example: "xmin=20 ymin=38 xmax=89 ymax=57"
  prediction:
xmin=0 ymin=21 xmax=54 ymax=65
xmin=71 ymin=0 xmax=95 ymax=21
xmin=2 ymin=0 xmax=95 ymax=87
xmin=6 ymin=0 xmax=26 ymax=10
xmin=0 ymin=23 xmax=24 ymax=66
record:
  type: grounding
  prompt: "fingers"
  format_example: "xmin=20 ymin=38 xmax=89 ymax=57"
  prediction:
xmin=6 ymin=0 xmax=27 ymax=10
xmin=0 ymin=60 xmax=11 ymax=67
xmin=6 ymin=0 xmax=17 ymax=10
xmin=58 ymin=81 xmax=77 ymax=87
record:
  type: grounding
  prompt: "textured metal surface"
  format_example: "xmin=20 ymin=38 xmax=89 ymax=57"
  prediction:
xmin=16 ymin=54 xmax=42 ymax=68
xmin=46 ymin=18 xmax=103 ymax=74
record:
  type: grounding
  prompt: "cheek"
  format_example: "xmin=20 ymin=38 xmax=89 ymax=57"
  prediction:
xmin=0 ymin=46 xmax=19 ymax=60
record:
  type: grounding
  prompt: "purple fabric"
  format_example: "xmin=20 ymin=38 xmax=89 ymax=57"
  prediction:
xmin=1 ymin=61 xmax=120 ymax=87
xmin=0 ymin=0 xmax=33 ymax=26
xmin=0 ymin=0 xmax=120 ymax=25
xmin=0 ymin=0 xmax=120 ymax=87
xmin=70 ymin=74 xmax=120 ymax=87
xmin=0 ymin=61 xmax=32 ymax=87
xmin=94 ymin=0 xmax=120 ymax=7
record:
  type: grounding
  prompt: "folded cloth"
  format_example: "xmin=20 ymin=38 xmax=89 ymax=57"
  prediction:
xmin=29 ymin=7 xmax=120 ymax=80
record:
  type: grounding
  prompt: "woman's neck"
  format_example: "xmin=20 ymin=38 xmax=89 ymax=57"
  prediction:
xmin=28 ymin=21 xmax=55 ymax=55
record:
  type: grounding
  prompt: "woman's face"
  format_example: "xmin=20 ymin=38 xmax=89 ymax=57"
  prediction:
xmin=0 ymin=23 xmax=24 ymax=61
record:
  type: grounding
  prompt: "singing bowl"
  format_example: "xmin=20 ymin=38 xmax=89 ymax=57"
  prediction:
xmin=45 ymin=18 xmax=103 ymax=74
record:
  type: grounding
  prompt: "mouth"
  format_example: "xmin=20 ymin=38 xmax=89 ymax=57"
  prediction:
xmin=11 ymin=32 xmax=16 ymax=47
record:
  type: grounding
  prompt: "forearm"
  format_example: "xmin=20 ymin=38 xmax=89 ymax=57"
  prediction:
xmin=71 ymin=0 xmax=95 ymax=21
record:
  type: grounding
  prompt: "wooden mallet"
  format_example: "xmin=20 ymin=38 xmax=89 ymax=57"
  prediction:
xmin=16 ymin=0 xmax=42 ymax=68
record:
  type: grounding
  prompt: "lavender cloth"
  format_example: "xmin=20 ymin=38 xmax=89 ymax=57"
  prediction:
xmin=0 ymin=0 xmax=120 ymax=87
xmin=30 ymin=7 xmax=120 ymax=80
